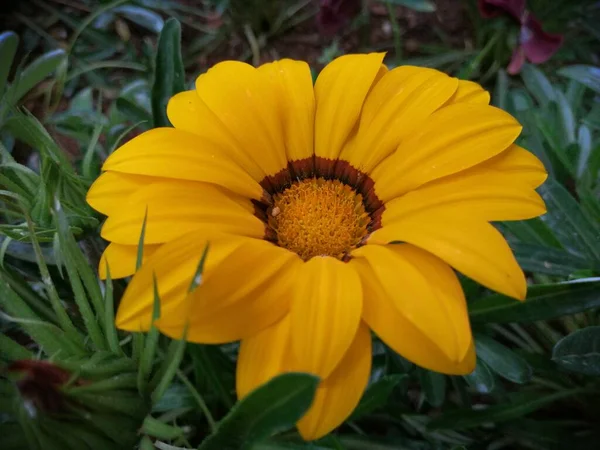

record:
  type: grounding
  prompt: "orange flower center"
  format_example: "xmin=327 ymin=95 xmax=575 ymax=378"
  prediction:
xmin=269 ymin=178 xmax=370 ymax=261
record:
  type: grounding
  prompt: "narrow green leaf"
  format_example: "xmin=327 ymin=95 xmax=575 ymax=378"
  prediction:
xmin=539 ymin=178 xmax=600 ymax=263
xmin=576 ymin=124 xmax=592 ymax=179
xmin=138 ymin=276 xmax=161 ymax=391
xmin=103 ymin=265 xmax=122 ymax=354
xmin=0 ymin=265 xmax=57 ymax=323
xmin=555 ymin=90 xmax=576 ymax=146
xmin=493 ymin=69 xmax=509 ymax=110
xmin=558 ymin=65 xmax=600 ymax=94
xmin=24 ymin=212 xmax=83 ymax=344
xmin=386 ymin=0 xmax=436 ymax=12
xmin=66 ymin=372 xmax=138 ymax=393
xmin=136 ymin=208 xmax=148 ymax=270
xmin=552 ymin=326 xmax=600 ymax=375
xmin=350 ymin=374 xmax=407 ymax=420
xmin=151 ymin=18 xmax=185 ymax=127
xmin=0 ymin=333 xmax=34 ymax=361
xmin=0 ymin=278 xmax=85 ymax=357
xmin=141 ymin=416 xmax=184 ymax=440
xmin=54 ymin=198 xmax=106 ymax=350
xmin=67 ymin=0 xmax=129 ymax=52
xmin=73 ymin=391 xmax=148 ymax=417
xmin=190 ymin=344 xmax=235 ymax=408
xmin=470 ymin=278 xmax=600 ymax=324
xmin=8 ymin=49 xmax=66 ymax=106
xmin=151 ymin=336 xmax=187 ymax=404
xmin=463 ymin=359 xmax=495 ymax=394
xmin=198 ymin=373 xmax=319 ymax=450
xmin=188 ymin=243 xmax=210 ymax=292
xmin=115 ymin=97 xmax=152 ymax=125
xmin=428 ymin=389 xmax=584 ymax=430
xmin=115 ymin=5 xmax=165 ymax=33
xmin=418 ymin=369 xmax=446 ymax=407
xmin=475 ymin=334 xmax=532 ymax=384
xmin=4 ymin=110 xmax=76 ymax=175
xmin=0 ymin=31 xmax=18 ymax=95
xmin=509 ymin=242 xmax=589 ymax=276
xmin=521 ymin=64 xmax=556 ymax=106
xmin=502 ymin=217 xmax=562 ymax=249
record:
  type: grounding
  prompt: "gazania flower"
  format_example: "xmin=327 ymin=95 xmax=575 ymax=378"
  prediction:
xmin=87 ymin=54 xmax=547 ymax=440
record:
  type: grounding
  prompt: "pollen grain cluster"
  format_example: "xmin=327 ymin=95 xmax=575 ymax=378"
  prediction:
xmin=269 ymin=178 xmax=370 ymax=260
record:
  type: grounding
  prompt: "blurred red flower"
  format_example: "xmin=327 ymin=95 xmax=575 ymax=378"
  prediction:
xmin=478 ymin=0 xmax=563 ymax=74
xmin=317 ymin=0 xmax=362 ymax=36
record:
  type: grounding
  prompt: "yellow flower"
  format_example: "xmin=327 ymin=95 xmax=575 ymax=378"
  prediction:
xmin=87 ymin=53 xmax=547 ymax=440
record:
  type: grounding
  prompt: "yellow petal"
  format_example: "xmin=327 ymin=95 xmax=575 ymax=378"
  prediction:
xmin=380 ymin=171 xmax=546 ymax=224
xmin=297 ymin=322 xmax=371 ymax=441
xmin=167 ymin=90 xmax=265 ymax=181
xmin=351 ymin=244 xmax=471 ymax=361
xmin=236 ymin=315 xmax=291 ymax=399
xmin=100 ymin=180 xmax=264 ymax=245
xmin=98 ymin=243 xmax=160 ymax=279
xmin=372 ymin=103 xmax=522 ymax=202
xmin=115 ymin=232 xmax=244 ymax=331
xmin=290 ymin=257 xmax=362 ymax=379
xmin=258 ymin=60 xmax=315 ymax=165
xmin=352 ymin=257 xmax=475 ymax=374
xmin=157 ymin=240 xmax=300 ymax=343
xmin=369 ymin=211 xmax=526 ymax=299
xmin=449 ymin=80 xmax=490 ymax=105
xmin=86 ymin=171 xmax=155 ymax=216
xmin=102 ymin=128 xmax=264 ymax=200
xmin=339 ymin=66 xmax=458 ymax=173
xmin=314 ymin=53 xmax=385 ymax=163
xmin=195 ymin=61 xmax=288 ymax=177
xmin=476 ymin=144 xmax=548 ymax=188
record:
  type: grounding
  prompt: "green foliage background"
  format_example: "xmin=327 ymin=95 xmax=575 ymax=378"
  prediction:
xmin=1 ymin=1 xmax=600 ymax=449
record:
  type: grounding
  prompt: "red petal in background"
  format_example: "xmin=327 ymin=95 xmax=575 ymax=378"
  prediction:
xmin=478 ymin=0 xmax=526 ymax=20
xmin=507 ymin=45 xmax=527 ymax=74
xmin=521 ymin=14 xmax=564 ymax=64
xmin=317 ymin=0 xmax=362 ymax=36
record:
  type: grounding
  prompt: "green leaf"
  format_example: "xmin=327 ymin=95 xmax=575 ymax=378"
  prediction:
xmin=350 ymin=374 xmax=407 ymax=420
xmin=576 ymin=124 xmax=592 ymax=179
xmin=493 ymin=69 xmax=509 ymax=110
xmin=115 ymin=97 xmax=152 ymax=126
xmin=509 ymin=242 xmax=589 ymax=276
xmin=555 ymin=90 xmax=576 ymax=146
xmin=8 ymin=49 xmax=67 ymax=106
xmin=138 ymin=277 xmax=161 ymax=391
xmin=539 ymin=178 xmax=600 ymax=263
xmin=0 ymin=333 xmax=34 ymax=362
xmin=190 ymin=344 xmax=236 ymax=408
xmin=552 ymin=326 xmax=600 ymax=375
xmin=558 ymin=65 xmax=600 ymax=94
xmin=198 ymin=373 xmax=319 ymax=450
xmin=417 ymin=369 xmax=446 ymax=407
xmin=521 ymin=64 xmax=556 ymax=106
xmin=463 ymin=359 xmax=495 ymax=394
xmin=151 ymin=18 xmax=185 ymax=128
xmin=141 ymin=416 xmax=184 ymax=440
xmin=470 ymin=278 xmax=600 ymax=324
xmin=0 ymin=31 xmax=18 ymax=95
xmin=0 ymin=277 xmax=86 ymax=357
xmin=474 ymin=334 xmax=532 ymax=384
xmin=386 ymin=0 xmax=436 ymax=12
xmin=151 ymin=337 xmax=187 ymax=404
xmin=428 ymin=389 xmax=583 ymax=430
xmin=115 ymin=5 xmax=165 ymax=33
xmin=54 ymin=198 xmax=106 ymax=350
